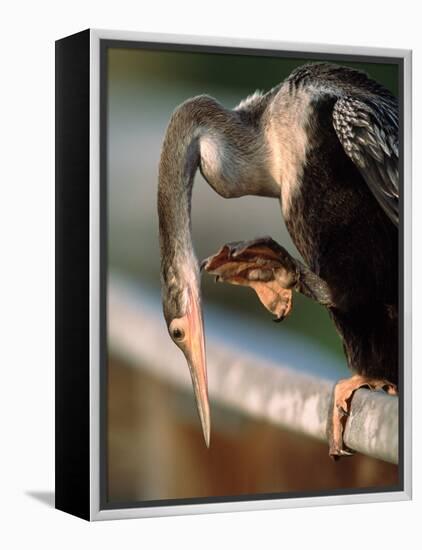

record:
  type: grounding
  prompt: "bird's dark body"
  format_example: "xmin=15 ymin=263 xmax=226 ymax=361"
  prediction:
xmin=282 ymin=67 xmax=399 ymax=384
xmin=287 ymin=138 xmax=398 ymax=383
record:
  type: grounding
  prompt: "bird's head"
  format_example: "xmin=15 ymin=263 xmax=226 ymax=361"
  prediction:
xmin=160 ymin=254 xmax=210 ymax=447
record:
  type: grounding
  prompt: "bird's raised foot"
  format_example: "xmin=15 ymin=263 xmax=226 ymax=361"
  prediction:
xmin=327 ymin=374 xmax=398 ymax=461
xmin=201 ymin=237 xmax=299 ymax=322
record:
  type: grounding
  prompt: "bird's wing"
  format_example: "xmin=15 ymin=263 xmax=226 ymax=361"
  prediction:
xmin=332 ymin=96 xmax=399 ymax=226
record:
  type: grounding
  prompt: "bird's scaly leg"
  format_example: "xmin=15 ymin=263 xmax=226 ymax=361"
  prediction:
xmin=201 ymin=236 xmax=334 ymax=321
xmin=327 ymin=374 xmax=398 ymax=460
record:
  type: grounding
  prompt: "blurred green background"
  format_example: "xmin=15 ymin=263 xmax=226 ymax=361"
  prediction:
xmin=106 ymin=46 xmax=399 ymax=504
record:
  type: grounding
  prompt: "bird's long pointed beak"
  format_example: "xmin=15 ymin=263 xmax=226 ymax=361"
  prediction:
xmin=184 ymin=287 xmax=210 ymax=447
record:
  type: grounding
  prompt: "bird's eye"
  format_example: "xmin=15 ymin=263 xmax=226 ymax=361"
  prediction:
xmin=172 ymin=327 xmax=185 ymax=341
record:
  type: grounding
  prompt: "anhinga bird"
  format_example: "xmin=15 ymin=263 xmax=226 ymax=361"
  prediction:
xmin=158 ymin=62 xmax=399 ymax=458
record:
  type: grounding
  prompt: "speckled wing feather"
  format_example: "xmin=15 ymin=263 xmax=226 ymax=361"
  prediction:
xmin=333 ymin=96 xmax=399 ymax=226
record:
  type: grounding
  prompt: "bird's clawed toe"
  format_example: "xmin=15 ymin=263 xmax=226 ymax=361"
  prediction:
xmin=329 ymin=446 xmax=355 ymax=461
xmin=201 ymin=237 xmax=298 ymax=321
xmin=366 ymin=380 xmax=398 ymax=396
xmin=327 ymin=374 xmax=398 ymax=460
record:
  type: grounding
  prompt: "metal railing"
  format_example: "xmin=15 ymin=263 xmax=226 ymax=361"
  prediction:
xmin=108 ymin=274 xmax=399 ymax=465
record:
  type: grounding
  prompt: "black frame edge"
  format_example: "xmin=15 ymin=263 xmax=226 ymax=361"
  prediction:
xmin=55 ymin=28 xmax=91 ymax=521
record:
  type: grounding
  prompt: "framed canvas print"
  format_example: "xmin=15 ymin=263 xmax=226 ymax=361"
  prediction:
xmin=55 ymin=29 xmax=412 ymax=521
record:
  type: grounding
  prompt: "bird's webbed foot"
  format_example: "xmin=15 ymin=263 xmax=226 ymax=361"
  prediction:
xmin=201 ymin=236 xmax=299 ymax=322
xmin=327 ymin=374 xmax=398 ymax=460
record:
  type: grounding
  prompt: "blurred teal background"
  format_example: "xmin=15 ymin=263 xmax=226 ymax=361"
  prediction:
xmin=106 ymin=46 xmax=399 ymax=503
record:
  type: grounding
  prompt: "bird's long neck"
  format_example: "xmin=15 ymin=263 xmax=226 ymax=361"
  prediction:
xmin=158 ymin=96 xmax=268 ymax=284
xmin=158 ymin=94 xmax=278 ymax=281
xmin=158 ymin=99 xmax=201 ymax=272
